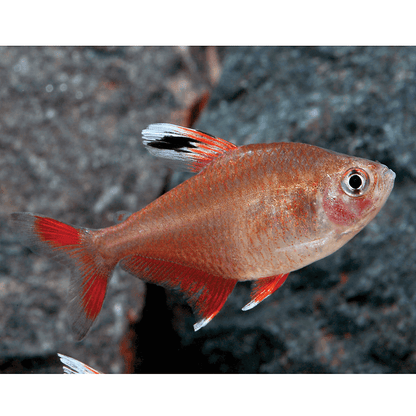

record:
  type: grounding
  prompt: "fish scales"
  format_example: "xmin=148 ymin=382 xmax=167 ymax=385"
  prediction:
xmin=11 ymin=123 xmax=395 ymax=339
xmin=98 ymin=143 xmax=315 ymax=279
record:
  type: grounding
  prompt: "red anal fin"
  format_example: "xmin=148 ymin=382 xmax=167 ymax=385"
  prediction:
xmin=120 ymin=255 xmax=236 ymax=331
xmin=142 ymin=123 xmax=237 ymax=173
xmin=242 ymin=273 xmax=289 ymax=311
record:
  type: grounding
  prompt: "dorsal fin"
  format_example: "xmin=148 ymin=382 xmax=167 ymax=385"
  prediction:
xmin=142 ymin=123 xmax=238 ymax=173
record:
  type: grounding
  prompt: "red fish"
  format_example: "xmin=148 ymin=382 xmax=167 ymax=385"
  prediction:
xmin=11 ymin=123 xmax=395 ymax=340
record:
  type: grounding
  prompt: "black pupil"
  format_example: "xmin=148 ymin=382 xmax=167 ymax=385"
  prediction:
xmin=349 ymin=174 xmax=362 ymax=189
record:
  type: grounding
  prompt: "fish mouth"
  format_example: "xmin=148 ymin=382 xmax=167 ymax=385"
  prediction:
xmin=381 ymin=165 xmax=396 ymax=180
xmin=380 ymin=165 xmax=396 ymax=194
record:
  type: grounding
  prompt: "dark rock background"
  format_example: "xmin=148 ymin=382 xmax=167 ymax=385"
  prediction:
xmin=1 ymin=46 xmax=415 ymax=373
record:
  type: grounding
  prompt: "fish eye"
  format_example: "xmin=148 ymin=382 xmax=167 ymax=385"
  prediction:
xmin=341 ymin=168 xmax=370 ymax=197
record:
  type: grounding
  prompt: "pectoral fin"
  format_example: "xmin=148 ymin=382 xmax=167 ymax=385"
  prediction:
xmin=242 ymin=273 xmax=289 ymax=311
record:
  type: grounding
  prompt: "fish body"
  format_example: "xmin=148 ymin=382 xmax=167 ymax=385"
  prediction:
xmin=97 ymin=142 xmax=392 ymax=279
xmin=11 ymin=124 xmax=395 ymax=339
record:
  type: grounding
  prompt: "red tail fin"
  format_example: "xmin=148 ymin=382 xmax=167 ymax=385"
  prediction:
xmin=11 ymin=212 xmax=114 ymax=340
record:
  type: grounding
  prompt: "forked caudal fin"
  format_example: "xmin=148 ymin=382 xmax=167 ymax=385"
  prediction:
xmin=142 ymin=123 xmax=238 ymax=173
xmin=10 ymin=213 xmax=115 ymax=340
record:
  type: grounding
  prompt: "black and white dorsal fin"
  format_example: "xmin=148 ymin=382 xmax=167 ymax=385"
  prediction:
xmin=142 ymin=123 xmax=237 ymax=173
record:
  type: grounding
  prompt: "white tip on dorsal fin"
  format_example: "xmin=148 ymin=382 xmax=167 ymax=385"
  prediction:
xmin=142 ymin=123 xmax=237 ymax=173
xmin=58 ymin=353 xmax=102 ymax=374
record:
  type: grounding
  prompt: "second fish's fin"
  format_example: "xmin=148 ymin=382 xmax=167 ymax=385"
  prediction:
xmin=58 ymin=353 xmax=102 ymax=374
xmin=142 ymin=123 xmax=237 ymax=173
xmin=242 ymin=273 xmax=289 ymax=311
xmin=120 ymin=255 xmax=236 ymax=331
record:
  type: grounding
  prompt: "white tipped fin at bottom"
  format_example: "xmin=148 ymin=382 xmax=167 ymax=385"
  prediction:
xmin=242 ymin=274 xmax=290 ymax=312
xmin=241 ymin=297 xmax=264 ymax=311
xmin=194 ymin=316 xmax=214 ymax=332
xmin=58 ymin=353 xmax=102 ymax=374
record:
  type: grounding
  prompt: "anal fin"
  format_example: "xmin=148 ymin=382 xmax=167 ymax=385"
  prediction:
xmin=242 ymin=273 xmax=289 ymax=311
xmin=120 ymin=255 xmax=236 ymax=331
